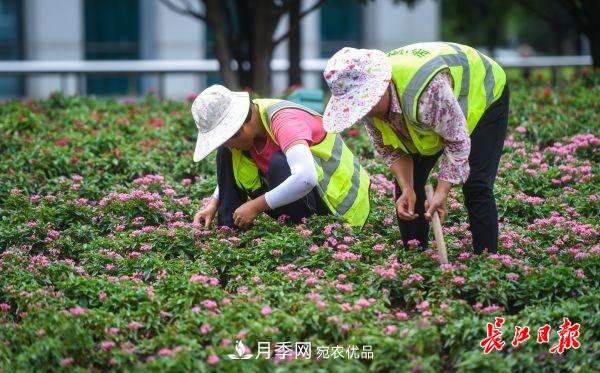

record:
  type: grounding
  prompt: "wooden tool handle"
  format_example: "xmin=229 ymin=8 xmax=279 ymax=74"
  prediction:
xmin=425 ymin=184 xmax=449 ymax=264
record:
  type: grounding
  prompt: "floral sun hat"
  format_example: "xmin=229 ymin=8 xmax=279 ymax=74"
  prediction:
xmin=322 ymin=47 xmax=392 ymax=133
xmin=191 ymin=85 xmax=250 ymax=162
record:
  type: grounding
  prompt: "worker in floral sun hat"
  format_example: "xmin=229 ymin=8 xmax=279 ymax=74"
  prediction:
xmin=190 ymin=85 xmax=371 ymax=229
xmin=322 ymin=43 xmax=509 ymax=254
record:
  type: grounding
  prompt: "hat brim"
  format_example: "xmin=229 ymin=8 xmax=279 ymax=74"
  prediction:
xmin=193 ymin=92 xmax=250 ymax=162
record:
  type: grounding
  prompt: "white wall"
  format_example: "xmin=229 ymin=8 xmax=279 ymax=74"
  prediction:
xmin=19 ymin=0 xmax=439 ymax=99
xmin=24 ymin=0 xmax=83 ymax=98
xmin=301 ymin=0 xmax=321 ymax=90
xmin=155 ymin=0 xmax=203 ymax=99
xmin=362 ymin=0 xmax=440 ymax=53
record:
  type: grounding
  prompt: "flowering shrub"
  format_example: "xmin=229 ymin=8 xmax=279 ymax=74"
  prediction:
xmin=0 ymin=79 xmax=598 ymax=371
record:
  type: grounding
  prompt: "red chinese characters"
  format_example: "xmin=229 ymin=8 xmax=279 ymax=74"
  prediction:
xmin=511 ymin=325 xmax=530 ymax=347
xmin=549 ymin=318 xmax=581 ymax=354
xmin=481 ymin=317 xmax=581 ymax=354
xmin=480 ymin=317 xmax=505 ymax=354
xmin=537 ymin=324 xmax=551 ymax=344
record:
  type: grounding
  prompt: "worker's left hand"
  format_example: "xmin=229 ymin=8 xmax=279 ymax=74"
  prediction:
xmin=424 ymin=189 xmax=448 ymax=223
xmin=233 ymin=199 xmax=261 ymax=228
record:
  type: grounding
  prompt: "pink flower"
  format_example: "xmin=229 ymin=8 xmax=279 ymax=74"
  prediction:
xmin=341 ymin=303 xmax=352 ymax=312
xmin=106 ymin=327 xmax=119 ymax=336
xmin=200 ymin=323 xmax=213 ymax=335
xmin=354 ymin=298 xmax=372 ymax=311
xmin=478 ymin=304 xmax=504 ymax=314
xmin=0 ymin=303 xmax=10 ymax=312
xmin=158 ymin=348 xmax=173 ymax=356
xmin=395 ymin=311 xmax=409 ymax=320
xmin=60 ymin=357 xmax=74 ymax=367
xmin=121 ymin=342 xmax=136 ymax=355
xmin=332 ymin=251 xmax=361 ymax=261
xmin=207 ymin=354 xmax=220 ymax=365
xmin=451 ymin=276 xmax=466 ymax=285
xmin=407 ymin=239 xmax=421 ymax=248
xmin=373 ymin=244 xmax=385 ymax=252
xmin=458 ymin=252 xmax=471 ymax=261
xmin=415 ymin=301 xmax=429 ymax=312
xmin=402 ymin=273 xmax=424 ymax=287
xmin=506 ymin=273 xmax=520 ymax=281
xmin=201 ymin=300 xmax=218 ymax=310
xmin=69 ymin=306 xmax=86 ymax=316
xmin=128 ymin=321 xmax=143 ymax=330
xmin=261 ymin=306 xmax=272 ymax=316
xmin=101 ymin=341 xmax=116 ymax=351
xmin=385 ymin=325 xmax=398 ymax=336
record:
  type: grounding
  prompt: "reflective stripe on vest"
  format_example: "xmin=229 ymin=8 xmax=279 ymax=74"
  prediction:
xmin=231 ymin=99 xmax=371 ymax=227
xmin=377 ymin=42 xmax=506 ymax=155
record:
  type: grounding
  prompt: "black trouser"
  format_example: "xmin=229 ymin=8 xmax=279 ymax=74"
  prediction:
xmin=394 ymin=84 xmax=510 ymax=254
xmin=215 ymin=147 xmax=330 ymax=228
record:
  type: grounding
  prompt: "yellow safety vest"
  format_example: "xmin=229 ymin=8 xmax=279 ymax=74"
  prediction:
xmin=373 ymin=42 xmax=507 ymax=155
xmin=230 ymin=99 xmax=371 ymax=228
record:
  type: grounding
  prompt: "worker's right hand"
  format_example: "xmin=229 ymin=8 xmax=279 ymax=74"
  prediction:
xmin=396 ymin=189 xmax=418 ymax=221
xmin=193 ymin=198 xmax=218 ymax=228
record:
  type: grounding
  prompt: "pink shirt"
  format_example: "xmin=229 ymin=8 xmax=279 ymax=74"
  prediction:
xmin=249 ymin=108 xmax=326 ymax=174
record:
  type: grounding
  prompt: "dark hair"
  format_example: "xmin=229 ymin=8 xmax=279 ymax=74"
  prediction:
xmin=243 ymin=101 xmax=252 ymax=124
xmin=230 ymin=101 xmax=252 ymax=140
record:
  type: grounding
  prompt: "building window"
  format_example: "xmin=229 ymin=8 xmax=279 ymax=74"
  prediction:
xmin=84 ymin=0 xmax=140 ymax=95
xmin=319 ymin=0 xmax=362 ymax=58
xmin=0 ymin=0 xmax=23 ymax=98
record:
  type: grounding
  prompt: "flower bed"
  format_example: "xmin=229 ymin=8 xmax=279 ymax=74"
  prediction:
xmin=0 ymin=77 xmax=598 ymax=371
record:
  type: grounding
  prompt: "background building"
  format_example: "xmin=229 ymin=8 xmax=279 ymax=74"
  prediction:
xmin=0 ymin=0 xmax=439 ymax=99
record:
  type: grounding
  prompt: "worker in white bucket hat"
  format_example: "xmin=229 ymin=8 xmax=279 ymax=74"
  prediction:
xmin=190 ymin=84 xmax=371 ymax=229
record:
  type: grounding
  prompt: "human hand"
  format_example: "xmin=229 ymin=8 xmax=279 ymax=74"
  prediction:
xmin=193 ymin=198 xmax=218 ymax=228
xmin=396 ymin=188 xmax=418 ymax=220
xmin=424 ymin=189 xmax=448 ymax=223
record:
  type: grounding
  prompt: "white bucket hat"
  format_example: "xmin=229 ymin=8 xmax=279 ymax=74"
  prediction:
xmin=191 ymin=85 xmax=250 ymax=162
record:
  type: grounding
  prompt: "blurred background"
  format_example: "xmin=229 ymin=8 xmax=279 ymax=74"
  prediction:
xmin=0 ymin=0 xmax=596 ymax=100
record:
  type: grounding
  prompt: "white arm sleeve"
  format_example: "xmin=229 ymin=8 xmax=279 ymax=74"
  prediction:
xmin=211 ymin=185 xmax=219 ymax=200
xmin=264 ymin=144 xmax=318 ymax=209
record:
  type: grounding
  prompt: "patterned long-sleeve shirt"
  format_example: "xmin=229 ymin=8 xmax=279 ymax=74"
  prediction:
xmin=363 ymin=71 xmax=471 ymax=184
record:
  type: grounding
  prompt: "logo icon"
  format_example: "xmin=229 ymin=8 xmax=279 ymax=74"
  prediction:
xmin=228 ymin=340 xmax=252 ymax=359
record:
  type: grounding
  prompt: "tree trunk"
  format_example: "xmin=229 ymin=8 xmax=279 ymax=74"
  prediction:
xmin=288 ymin=0 xmax=302 ymax=87
xmin=586 ymin=27 xmax=600 ymax=68
xmin=251 ymin=0 xmax=277 ymax=95
xmin=204 ymin=0 xmax=240 ymax=89
xmin=558 ymin=0 xmax=599 ymax=67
